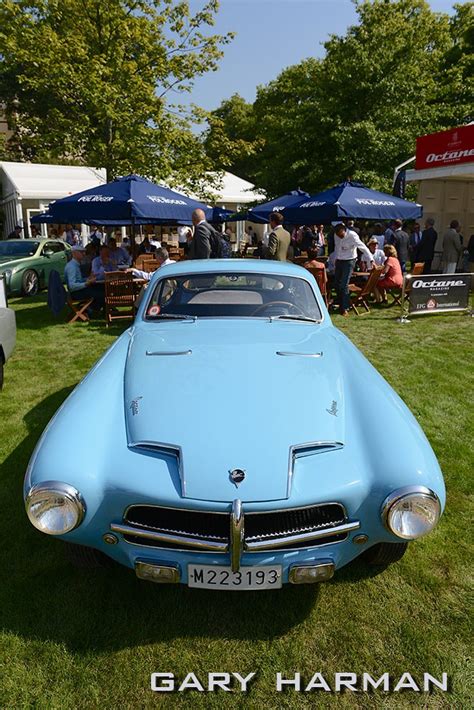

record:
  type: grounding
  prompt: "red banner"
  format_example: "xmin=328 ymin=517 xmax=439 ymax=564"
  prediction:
xmin=415 ymin=124 xmax=474 ymax=170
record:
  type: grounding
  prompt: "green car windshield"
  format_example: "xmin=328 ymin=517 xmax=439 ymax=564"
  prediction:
xmin=0 ymin=241 xmax=40 ymax=257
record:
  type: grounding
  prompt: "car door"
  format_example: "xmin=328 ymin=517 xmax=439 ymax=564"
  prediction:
xmin=40 ymin=241 xmax=68 ymax=284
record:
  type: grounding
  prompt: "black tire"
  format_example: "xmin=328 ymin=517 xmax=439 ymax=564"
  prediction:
xmin=0 ymin=359 xmax=4 ymax=390
xmin=22 ymin=269 xmax=40 ymax=296
xmin=65 ymin=542 xmax=113 ymax=568
xmin=363 ymin=542 xmax=408 ymax=566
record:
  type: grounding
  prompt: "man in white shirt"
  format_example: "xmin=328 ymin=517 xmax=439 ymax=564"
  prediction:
xmin=360 ymin=237 xmax=385 ymax=270
xmin=334 ymin=223 xmax=374 ymax=316
xmin=127 ymin=247 xmax=176 ymax=280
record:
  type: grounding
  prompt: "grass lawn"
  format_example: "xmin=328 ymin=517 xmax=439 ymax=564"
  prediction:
xmin=0 ymin=294 xmax=472 ymax=709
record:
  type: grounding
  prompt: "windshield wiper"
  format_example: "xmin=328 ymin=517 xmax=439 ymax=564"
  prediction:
xmin=269 ymin=315 xmax=321 ymax=323
xmin=147 ymin=313 xmax=197 ymax=321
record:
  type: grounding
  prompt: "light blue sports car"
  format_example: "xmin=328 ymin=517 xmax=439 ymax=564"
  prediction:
xmin=24 ymin=260 xmax=445 ymax=589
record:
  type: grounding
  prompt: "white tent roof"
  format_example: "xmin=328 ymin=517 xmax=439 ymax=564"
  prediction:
xmin=204 ymin=171 xmax=265 ymax=204
xmin=0 ymin=161 xmax=106 ymax=201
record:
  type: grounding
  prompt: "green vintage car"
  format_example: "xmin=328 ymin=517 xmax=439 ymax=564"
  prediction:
xmin=0 ymin=239 xmax=72 ymax=296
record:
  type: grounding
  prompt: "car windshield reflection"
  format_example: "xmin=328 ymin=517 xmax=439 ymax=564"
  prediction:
xmin=145 ymin=272 xmax=322 ymax=321
xmin=0 ymin=241 xmax=40 ymax=258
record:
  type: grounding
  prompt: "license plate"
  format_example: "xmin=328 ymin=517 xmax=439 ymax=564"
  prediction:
xmin=188 ymin=564 xmax=282 ymax=590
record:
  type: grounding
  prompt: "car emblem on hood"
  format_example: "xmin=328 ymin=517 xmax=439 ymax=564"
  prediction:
xmin=326 ymin=400 xmax=338 ymax=416
xmin=130 ymin=397 xmax=143 ymax=416
xmin=229 ymin=469 xmax=246 ymax=487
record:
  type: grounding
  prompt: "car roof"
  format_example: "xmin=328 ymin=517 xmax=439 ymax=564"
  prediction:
xmin=155 ymin=258 xmax=310 ymax=279
xmin=4 ymin=238 xmax=68 ymax=245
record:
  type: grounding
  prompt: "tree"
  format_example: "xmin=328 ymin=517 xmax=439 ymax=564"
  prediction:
xmin=204 ymin=93 xmax=262 ymax=183
xmin=205 ymin=0 xmax=472 ymax=197
xmin=0 ymin=0 xmax=233 ymax=194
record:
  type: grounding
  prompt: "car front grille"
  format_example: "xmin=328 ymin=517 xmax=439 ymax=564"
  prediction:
xmin=117 ymin=502 xmax=352 ymax=552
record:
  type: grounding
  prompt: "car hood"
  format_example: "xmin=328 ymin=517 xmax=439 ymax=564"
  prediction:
xmin=0 ymin=256 xmax=29 ymax=267
xmin=124 ymin=321 xmax=345 ymax=502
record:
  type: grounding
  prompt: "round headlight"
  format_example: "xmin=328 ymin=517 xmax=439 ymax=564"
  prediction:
xmin=25 ymin=482 xmax=85 ymax=535
xmin=382 ymin=486 xmax=441 ymax=540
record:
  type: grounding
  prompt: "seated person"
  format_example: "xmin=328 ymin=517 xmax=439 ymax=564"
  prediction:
xmin=127 ymin=247 xmax=176 ymax=280
xmin=91 ymin=246 xmax=116 ymax=280
xmin=360 ymin=237 xmax=386 ymax=270
xmin=304 ymin=249 xmax=326 ymax=270
xmin=107 ymin=236 xmax=132 ymax=268
xmin=137 ymin=236 xmax=156 ymax=255
xmin=373 ymin=244 xmax=403 ymax=303
xmin=64 ymin=246 xmax=104 ymax=309
xmin=80 ymin=242 xmax=97 ymax=277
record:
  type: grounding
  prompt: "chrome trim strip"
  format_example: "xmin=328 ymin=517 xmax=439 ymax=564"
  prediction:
xmin=128 ymin=441 xmax=186 ymax=497
xmin=146 ymin=350 xmax=192 ymax=356
xmin=111 ymin=523 xmax=229 ymax=552
xmin=244 ymin=521 xmax=360 ymax=551
xmin=287 ymin=441 xmax=344 ymax=497
xmin=276 ymin=351 xmax=323 ymax=357
xmin=230 ymin=499 xmax=244 ymax=572
xmin=123 ymin=502 xmax=228 ymax=517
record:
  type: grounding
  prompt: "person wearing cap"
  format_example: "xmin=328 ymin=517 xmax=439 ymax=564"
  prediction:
xmin=64 ymin=246 xmax=104 ymax=310
xmin=360 ymin=237 xmax=386 ymax=271
xmin=7 ymin=225 xmax=23 ymax=239
xmin=333 ymin=222 xmax=374 ymax=316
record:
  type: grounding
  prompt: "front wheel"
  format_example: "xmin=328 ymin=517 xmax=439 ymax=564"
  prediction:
xmin=65 ymin=543 xmax=113 ymax=568
xmin=363 ymin=542 xmax=408 ymax=566
xmin=22 ymin=269 xmax=39 ymax=296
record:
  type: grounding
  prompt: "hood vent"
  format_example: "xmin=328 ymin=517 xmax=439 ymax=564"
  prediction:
xmin=129 ymin=441 xmax=185 ymax=496
xmin=288 ymin=441 xmax=344 ymax=496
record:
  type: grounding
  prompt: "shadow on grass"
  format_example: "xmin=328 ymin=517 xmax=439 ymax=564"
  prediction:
xmin=0 ymin=387 xmax=321 ymax=654
xmin=10 ymin=294 xmax=130 ymax=335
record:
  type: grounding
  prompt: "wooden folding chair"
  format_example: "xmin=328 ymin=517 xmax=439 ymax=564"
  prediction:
xmin=349 ymin=265 xmax=384 ymax=315
xmin=143 ymin=261 xmax=160 ymax=274
xmin=306 ymin=266 xmax=328 ymax=305
xmin=67 ymin=292 xmax=93 ymax=323
xmin=104 ymin=271 xmax=136 ymax=326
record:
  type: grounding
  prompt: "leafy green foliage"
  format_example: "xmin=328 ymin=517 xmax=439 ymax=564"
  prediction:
xmin=0 ymin=0 xmax=233 ymax=194
xmin=206 ymin=0 xmax=473 ymax=197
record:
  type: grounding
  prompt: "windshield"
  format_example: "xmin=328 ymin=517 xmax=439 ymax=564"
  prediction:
xmin=145 ymin=272 xmax=322 ymax=321
xmin=0 ymin=241 xmax=40 ymax=258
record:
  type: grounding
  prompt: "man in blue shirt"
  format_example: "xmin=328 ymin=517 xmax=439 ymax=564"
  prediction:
xmin=91 ymin=246 xmax=116 ymax=280
xmin=64 ymin=246 xmax=104 ymax=309
xmin=107 ymin=236 xmax=131 ymax=268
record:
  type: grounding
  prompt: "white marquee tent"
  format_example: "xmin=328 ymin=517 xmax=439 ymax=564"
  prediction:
xmin=0 ymin=162 xmax=106 ymax=238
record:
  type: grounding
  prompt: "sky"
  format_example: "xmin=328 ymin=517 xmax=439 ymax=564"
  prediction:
xmin=183 ymin=0 xmax=457 ymax=114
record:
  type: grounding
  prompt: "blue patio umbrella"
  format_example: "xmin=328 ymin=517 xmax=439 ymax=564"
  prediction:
xmin=204 ymin=206 xmax=246 ymax=223
xmin=31 ymin=174 xmax=208 ymax=225
xmin=283 ymin=181 xmax=422 ymax=223
xmin=246 ymin=189 xmax=310 ymax=223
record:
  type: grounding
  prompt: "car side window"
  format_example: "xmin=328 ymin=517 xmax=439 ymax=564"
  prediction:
xmin=42 ymin=242 xmax=64 ymax=255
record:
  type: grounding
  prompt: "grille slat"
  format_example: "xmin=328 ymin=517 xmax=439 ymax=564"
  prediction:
xmin=123 ymin=503 xmax=347 ymax=551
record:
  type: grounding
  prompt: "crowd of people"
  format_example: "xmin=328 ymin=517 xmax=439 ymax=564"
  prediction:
xmin=234 ymin=214 xmax=473 ymax=316
xmin=8 ymin=209 xmax=473 ymax=318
